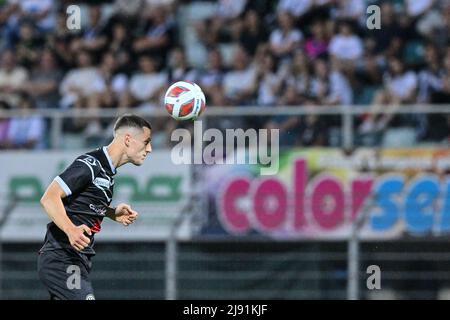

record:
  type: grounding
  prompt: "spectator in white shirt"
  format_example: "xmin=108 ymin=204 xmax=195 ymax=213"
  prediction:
xmin=199 ymin=48 xmax=227 ymax=101
xmin=360 ymin=57 xmax=417 ymax=133
xmin=334 ymin=0 xmax=365 ymax=23
xmin=125 ymin=55 xmax=167 ymax=108
xmin=405 ymin=0 xmax=435 ymax=17
xmin=329 ymin=21 xmax=363 ymax=70
xmin=6 ymin=0 xmax=55 ymax=32
xmin=223 ymin=46 xmax=257 ymax=105
xmin=277 ymin=0 xmax=312 ymax=18
xmin=269 ymin=11 xmax=303 ymax=60
xmin=310 ymin=58 xmax=353 ymax=106
xmin=0 ymin=49 xmax=28 ymax=108
xmin=255 ymin=52 xmax=283 ymax=106
xmin=59 ymin=51 xmax=106 ymax=110
xmin=216 ymin=0 xmax=247 ymax=19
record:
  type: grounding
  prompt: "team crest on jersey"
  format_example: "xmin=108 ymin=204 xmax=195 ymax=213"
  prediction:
xmin=83 ymin=155 xmax=98 ymax=166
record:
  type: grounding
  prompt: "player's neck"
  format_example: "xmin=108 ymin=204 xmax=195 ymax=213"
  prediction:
xmin=105 ymin=143 xmax=123 ymax=169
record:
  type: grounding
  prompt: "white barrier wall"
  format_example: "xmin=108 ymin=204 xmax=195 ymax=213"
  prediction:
xmin=0 ymin=150 xmax=192 ymax=241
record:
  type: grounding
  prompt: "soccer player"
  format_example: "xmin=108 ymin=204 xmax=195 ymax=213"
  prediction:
xmin=37 ymin=114 xmax=152 ymax=300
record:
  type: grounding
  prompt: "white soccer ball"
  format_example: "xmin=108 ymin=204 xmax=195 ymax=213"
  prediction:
xmin=164 ymin=81 xmax=206 ymax=121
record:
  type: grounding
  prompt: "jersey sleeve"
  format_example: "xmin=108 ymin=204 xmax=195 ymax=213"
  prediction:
xmin=54 ymin=156 xmax=97 ymax=196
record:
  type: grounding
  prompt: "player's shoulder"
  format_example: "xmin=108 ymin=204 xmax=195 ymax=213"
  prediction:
xmin=74 ymin=149 xmax=103 ymax=171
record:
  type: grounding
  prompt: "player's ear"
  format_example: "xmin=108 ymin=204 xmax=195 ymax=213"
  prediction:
xmin=124 ymin=133 xmax=131 ymax=147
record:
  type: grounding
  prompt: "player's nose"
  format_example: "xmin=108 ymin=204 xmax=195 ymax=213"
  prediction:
xmin=146 ymin=143 xmax=152 ymax=154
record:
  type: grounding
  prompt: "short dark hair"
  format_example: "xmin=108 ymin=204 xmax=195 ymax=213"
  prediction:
xmin=114 ymin=114 xmax=152 ymax=132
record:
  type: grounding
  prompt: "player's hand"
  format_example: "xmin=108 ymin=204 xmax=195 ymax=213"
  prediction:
xmin=114 ymin=203 xmax=139 ymax=226
xmin=66 ymin=224 xmax=91 ymax=251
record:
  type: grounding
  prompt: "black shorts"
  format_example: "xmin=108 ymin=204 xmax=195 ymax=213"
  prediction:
xmin=37 ymin=248 xmax=95 ymax=300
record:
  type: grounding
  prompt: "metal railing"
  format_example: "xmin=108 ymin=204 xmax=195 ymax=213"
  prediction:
xmin=1 ymin=104 xmax=449 ymax=150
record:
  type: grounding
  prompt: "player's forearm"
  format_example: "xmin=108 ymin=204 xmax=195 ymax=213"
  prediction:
xmin=40 ymin=196 xmax=76 ymax=234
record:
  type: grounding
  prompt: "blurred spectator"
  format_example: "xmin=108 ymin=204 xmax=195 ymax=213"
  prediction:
xmin=284 ymin=49 xmax=312 ymax=101
xmin=238 ymin=9 xmax=269 ymax=56
xmin=304 ymin=19 xmax=329 ymax=59
xmin=71 ymin=4 xmax=108 ymax=60
xmin=6 ymin=93 xmax=46 ymax=150
xmin=222 ymin=46 xmax=257 ymax=105
xmin=199 ymin=48 xmax=227 ymax=101
xmin=415 ymin=0 xmax=444 ymax=40
xmin=15 ymin=20 xmax=43 ymax=69
xmin=355 ymin=53 xmax=384 ymax=88
xmin=405 ymin=0 xmax=435 ymax=18
xmin=167 ymin=47 xmax=198 ymax=83
xmin=334 ymin=0 xmax=365 ymax=23
xmin=113 ymin=0 xmax=144 ymax=18
xmin=124 ymin=55 xmax=167 ymax=109
xmin=59 ymin=50 xmax=105 ymax=110
xmin=269 ymin=11 xmax=303 ymax=60
xmin=360 ymin=57 xmax=417 ymax=134
xmin=0 ymin=101 xmax=11 ymax=149
xmin=418 ymin=47 xmax=450 ymax=141
xmin=310 ymin=58 xmax=353 ymax=106
xmin=47 ymin=11 xmax=78 ymax=69
xmin=277 ymin=0 xmax=312 ymax=18
xmin=23 ymin=49 xmax=62 ymax=109
xmin=106 ymin=21 xmax=133 ymax=66
xmin=0 ymin=2 xmax=18 ymax=49
xmin=0 ymin=49 xmax=28 ymax=108
xmin=6 ymin=0 xmax=55 ymax=34
xmin=329 ymin=21 xmax=363 ymax=70
xmin=265 ymin=84 xmax=301 ymax=146
xmin=383 ymin=58 xmax=418 ymax=105
xmin=418 ymin=44 xmax=444 ymax=104
xmin=296 ymin=114 xmax=327 ymax=146
xmin=145 ymin=0 xmax=176 ymax=10
xmin=97 ymin=52 xmax=128 ymax=109
xmin=216 ymin=0 xmax=247 ymax=19
xmin=194 ymin=0 xmax=247 ymax=47
xmin=432 ymin=5 xmax=450 ymax=50
xmin=367 ymin=3 xmax=395 ymax=54
xmin=19 ymin=0 xmax=55 ymax=31
xmin=133 ymin=5 xmax=175 ymax=66
xmin=254 ymin=50 xmax=283 ymax=106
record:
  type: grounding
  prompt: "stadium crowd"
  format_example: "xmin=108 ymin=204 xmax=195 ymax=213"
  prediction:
xmin=0 ymin=0 xmax=449 ymax=149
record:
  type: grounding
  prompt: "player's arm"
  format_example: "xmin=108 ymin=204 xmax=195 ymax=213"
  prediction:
xmin=105 ymin=203 xmax=139 ymax=226
xmin=40 ymin=183 xmax=92 ymax=251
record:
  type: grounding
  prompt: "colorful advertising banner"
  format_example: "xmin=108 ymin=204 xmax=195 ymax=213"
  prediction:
xmin=202 ymin=148 xmax=450 ymax=240
xmin=0 ymin=151 xmax=192 ymax=241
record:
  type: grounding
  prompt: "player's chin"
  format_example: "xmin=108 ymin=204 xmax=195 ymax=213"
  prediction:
xmin=132 ymin=158 xmax=145 ymax=166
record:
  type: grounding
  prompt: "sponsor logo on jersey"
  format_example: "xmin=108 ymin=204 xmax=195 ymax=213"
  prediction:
xmin=89 ymin=204 xmax=107 ymax=216
xmin=94 ymin=177 xmax=111 ymax=189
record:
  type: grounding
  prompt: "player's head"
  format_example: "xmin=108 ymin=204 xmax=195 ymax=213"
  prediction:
xmin=113 ymin=114 xmax=152 ymax=166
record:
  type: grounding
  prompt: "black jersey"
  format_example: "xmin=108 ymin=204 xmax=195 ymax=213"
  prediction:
xmin=40 ymin=147 xmax=116 ymax=256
